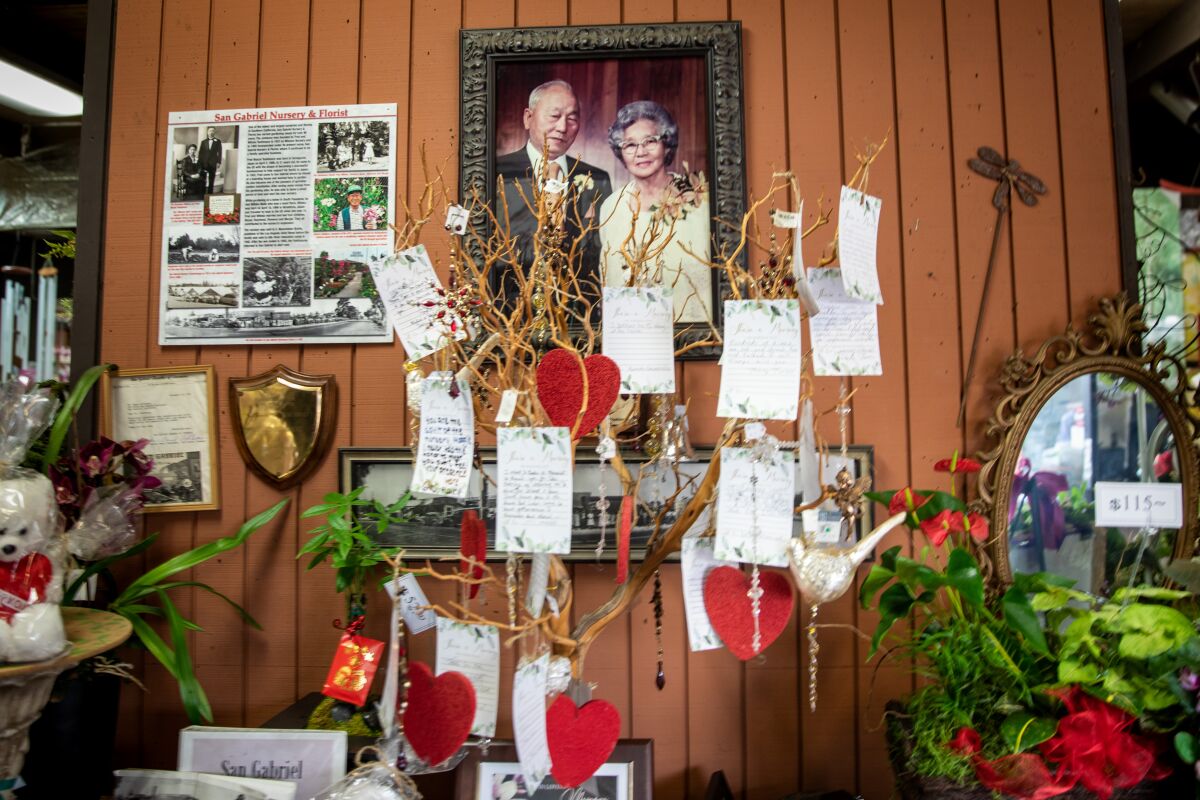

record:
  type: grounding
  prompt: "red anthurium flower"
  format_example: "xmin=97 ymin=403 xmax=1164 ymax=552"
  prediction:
xmin=919 ymin=509 xmax=962 ymax=547
xmin=947 ymin=728 xmax=1076 ymax=800
xmin=934 ymin=453 xmax=982 ymax=474
xmin=966 ymin=512 xmax=989 ymax=542
xmin=888 ymin=487 xmax=928 ymax=516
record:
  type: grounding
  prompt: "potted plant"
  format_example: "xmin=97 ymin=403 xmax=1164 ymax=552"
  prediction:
xmin=18 ymin=366 xmax=289 ymax=798
xmin=862 ymin=455 xmax=1194 ymax=800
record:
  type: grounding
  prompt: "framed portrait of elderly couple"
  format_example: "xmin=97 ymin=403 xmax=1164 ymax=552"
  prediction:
xmin=459 ymin=21 xmax=746 ymax=359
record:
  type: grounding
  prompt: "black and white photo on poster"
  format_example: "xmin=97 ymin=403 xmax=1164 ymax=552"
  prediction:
xmin=144 ymin=451 xmax=204 ymax=505
xmin=171 ymin=125 xmax=240 ymax=201
xmin=167 ymin=224 xmax=240 ymax=264
xmin=242 ymin=256 xmax=313 ymax=307
xmin=315 ymin=120 xmax=390 ymax=173
xmin=165 ymin=272 xmax=239 ymax=310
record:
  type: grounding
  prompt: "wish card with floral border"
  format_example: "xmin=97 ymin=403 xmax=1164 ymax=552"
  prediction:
xmin=715 ymin=447 xmax=795 ymax=567
xmin=717 ymin=299 xmax=802 ymax=420
xmin=496 ymin=427 xmax=573 ymax=554
xmin=602 ymin=286 xmax=676 ymax=394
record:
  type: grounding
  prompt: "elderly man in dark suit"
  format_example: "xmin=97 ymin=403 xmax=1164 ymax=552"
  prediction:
xmin=198 ymin=127 xmax=223 ymax=195
xmin=494 ymin=80 xmax=612 ymax=317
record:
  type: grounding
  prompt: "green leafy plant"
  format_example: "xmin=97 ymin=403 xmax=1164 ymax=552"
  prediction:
xmin=65 ymin=499 xmax=289 ymax=723
xmin=298 ymin=487 xmax=411 ymax=607
xmin=40 ymin=229 xmax=76 ymax=262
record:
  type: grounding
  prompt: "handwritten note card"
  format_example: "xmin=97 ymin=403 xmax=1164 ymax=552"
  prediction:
xmin=368 ymin=245 xmax=459 ymax=359
xmin=715 ymin=447 xmax=796 ymax=567
xmin=496 ymin=427 xmax=572 ymax=554
xmin=436 ymin=617 xmax=500 ymax=737
xmin=384 ymin=573 xmax=436 ymax=634
xmin=837 ymin=186 xmax=884 ymax=304
xmin=411 ymin=373 xmax=474 ymax=498
xmin=602 ymin=287 xmax=676 ymax=394
xmin=717 ymin=300 xmax=801 ymax=420
xmin=681 ymin=536 xmax=734 ymax=651
xmin=512 ymin=654 xmax=551 ymax=793
xmin=808 ymin=268 xmax=883 ymax=376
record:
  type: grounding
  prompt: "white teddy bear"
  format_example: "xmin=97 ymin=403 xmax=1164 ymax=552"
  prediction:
xmin=0 ymin=473 xmax=65 ymax=662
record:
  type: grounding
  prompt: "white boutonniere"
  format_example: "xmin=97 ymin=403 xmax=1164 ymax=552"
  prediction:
xmin=543 ymin=178 xmax=568 ymax=194
xmin=573 ymin=173 xmax=595 ymax=192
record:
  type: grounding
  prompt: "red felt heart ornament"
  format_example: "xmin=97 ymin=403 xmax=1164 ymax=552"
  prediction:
xmin=546 ymin=694 xmax=621 ymax=788
xmin=459 ymin=510 xmax=487 ymax=599
xmin=535 ymin=349 xmax=621 ymax=439
xmin=702 ymin=566 xmax=794 ymax=660
xmin=403 ymin=661 xmax=476 ymax=766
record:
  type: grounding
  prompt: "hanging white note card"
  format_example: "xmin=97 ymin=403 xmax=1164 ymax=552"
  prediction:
xmin=837 ymin=186 xmax=884 ymax=304
xmin=715 ymin=447 xmax=796 ymax=567
xmin=602 ymin=287 xmax=676 ymax=394
xmin=716 ymin=299 xmax=801 ymax=421
xmin=681 ymin=536 xmax=734 ymax=651
xmin=411 ymin=372 xmax=474 ymax=498
xmin=808 ymin=268 xmax=883 ymax=376
xmin=368 ymin=245 xmax=463 ymax=359
xmin=512 ymin=654 xmax=551 ymax=793
xmin=496 ymin=427 xmax=572 ymax=554
xmin=436 ymin=617 xmax=500 ymax=737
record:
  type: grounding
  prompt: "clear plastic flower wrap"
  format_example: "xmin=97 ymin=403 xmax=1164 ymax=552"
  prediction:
xmin=67 ymin=482 xmax=144 ymax=561
xmin=0 ymin=381 xmax=67 ymax=662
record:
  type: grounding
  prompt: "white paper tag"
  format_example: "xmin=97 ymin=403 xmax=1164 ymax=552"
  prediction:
xmin=744 ymin=421 xmax=766 ymax=442
xmin=370 ymin=245 xmax=465 ymax=360
xmin=1094 ymin=482 xmax=1183 ymax=528
xmin=495 ymin=389 xmax=519 ymax=423
xmin=808 ymin=268 xmax=883 ymax=376
xmin=681 ymin=537 xmax=733 ymax=651
xmin=547 ymin=594 xmax=560 ymax=618
xmin=497 ymin=427 xmax=573 ymax=554
xmin=602 ymin=287 xmax=676 ymax=394
xmin=525 ymin=553 xmax=550 ymax=617
xmin=384 ymin=573 xmax=436 ymax=634
xmin=512 ymin=655 xmax=552 ymax=792
xmin=444 ymin=204 xmax=469 ymax=235
xmin=837 ymin=186 xmax=884 ymax=304
xmin=436 ymin=617 xmax=500 ymax=737
xmin=715 ymin=447 xmax=796 ymax=566
xmin=717 ymin=300 xmax=802 ymax=421
xmin=411 ymin=372 xmax=474 ymax=498
xmin=771 ymin=209 xmax=801 ymax=228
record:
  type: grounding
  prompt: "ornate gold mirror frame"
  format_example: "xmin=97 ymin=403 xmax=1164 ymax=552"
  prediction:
xmin=976 ymin=295 xmax=1199 ymax=584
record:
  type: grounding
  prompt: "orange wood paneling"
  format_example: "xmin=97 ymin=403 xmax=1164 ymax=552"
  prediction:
xmin=103 ymin=1 xmax=1127 ymax=795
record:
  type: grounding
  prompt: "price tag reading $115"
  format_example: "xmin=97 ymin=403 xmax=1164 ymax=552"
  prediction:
xmin=1093 ymin=481 xmax=1183 ymax=529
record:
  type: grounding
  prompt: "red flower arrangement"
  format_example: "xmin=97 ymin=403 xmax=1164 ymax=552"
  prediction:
xmin=949 ymin=688 xmax=1172 ymax=800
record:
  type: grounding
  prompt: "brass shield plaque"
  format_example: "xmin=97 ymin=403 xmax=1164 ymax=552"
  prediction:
xmin=229 ymin=365 xmax=337 ymax=489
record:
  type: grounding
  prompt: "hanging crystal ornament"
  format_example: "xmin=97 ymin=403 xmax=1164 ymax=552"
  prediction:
xmin=594 ymin=434 xmax=616 ymax=558
xmin=643 ymin=395 xmax=668 ymax=460
xmin=806 ymin=604 xmax=819 ymax=712
xmin=652 ymin=569 xmax=665 ymax=689
xmin=748 ymin=462 xmax=764 ymax=654
xmin=506 ymin=552 xmax=519 ymax=628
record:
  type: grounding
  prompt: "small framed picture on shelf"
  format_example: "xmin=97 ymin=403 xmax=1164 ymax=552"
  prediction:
xmin=99 ymin=364 xmax=220 ymax=513
xmin=454 ymin=740 xmax=653 ymax=800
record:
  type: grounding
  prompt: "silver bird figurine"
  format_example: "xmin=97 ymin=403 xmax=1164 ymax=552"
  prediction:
xmin=788 ymin=511 xmax=907 ymax=604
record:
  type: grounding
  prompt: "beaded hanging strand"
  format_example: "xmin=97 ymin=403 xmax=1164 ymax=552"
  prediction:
xmin=652 ymin=569 xmax=665 ymax=689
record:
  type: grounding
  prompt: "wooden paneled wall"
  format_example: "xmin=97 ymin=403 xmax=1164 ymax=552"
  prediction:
xmin=100 ymin=1 xmax=1124 ymax=797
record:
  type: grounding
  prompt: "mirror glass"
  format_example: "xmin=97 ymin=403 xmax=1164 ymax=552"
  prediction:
xmin=1007 ymin=372 xmax=1181 ymax=593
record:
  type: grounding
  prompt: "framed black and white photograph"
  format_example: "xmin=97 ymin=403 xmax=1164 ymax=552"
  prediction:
xmin=339 ymin=444 xmax=872 ymax=560
xmin=460 ymin=22 xmax=746 ymax=358
xmin=170 ymin=124 xmax=239 ymax=201
xmin=316 ymin=120 xmax=391 ymax=173
xmin=454 ymin=740 xmax=652 ymax=800
xmin=100 ymin=365 xmax=221 ymax=513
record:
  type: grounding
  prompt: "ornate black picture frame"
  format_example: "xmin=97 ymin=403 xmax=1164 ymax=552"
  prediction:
xmin=459 ymin=21 xmax=747 ymax=360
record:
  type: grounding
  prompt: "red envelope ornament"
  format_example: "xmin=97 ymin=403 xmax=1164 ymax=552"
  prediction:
xmin=616 ymin=496 xmax=633 ymax=584
xmin=321 ymin=632 xmax=385 ymax=706
xmin=702 ymin=566 xmax=794 ymax=660
xmin=546 ymin=694 xmax=621 ymax=788
xmin=403 ymin=661 xmax=476 ymax=765
xmin=535 ymin=349 xmax=620 ymax=439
